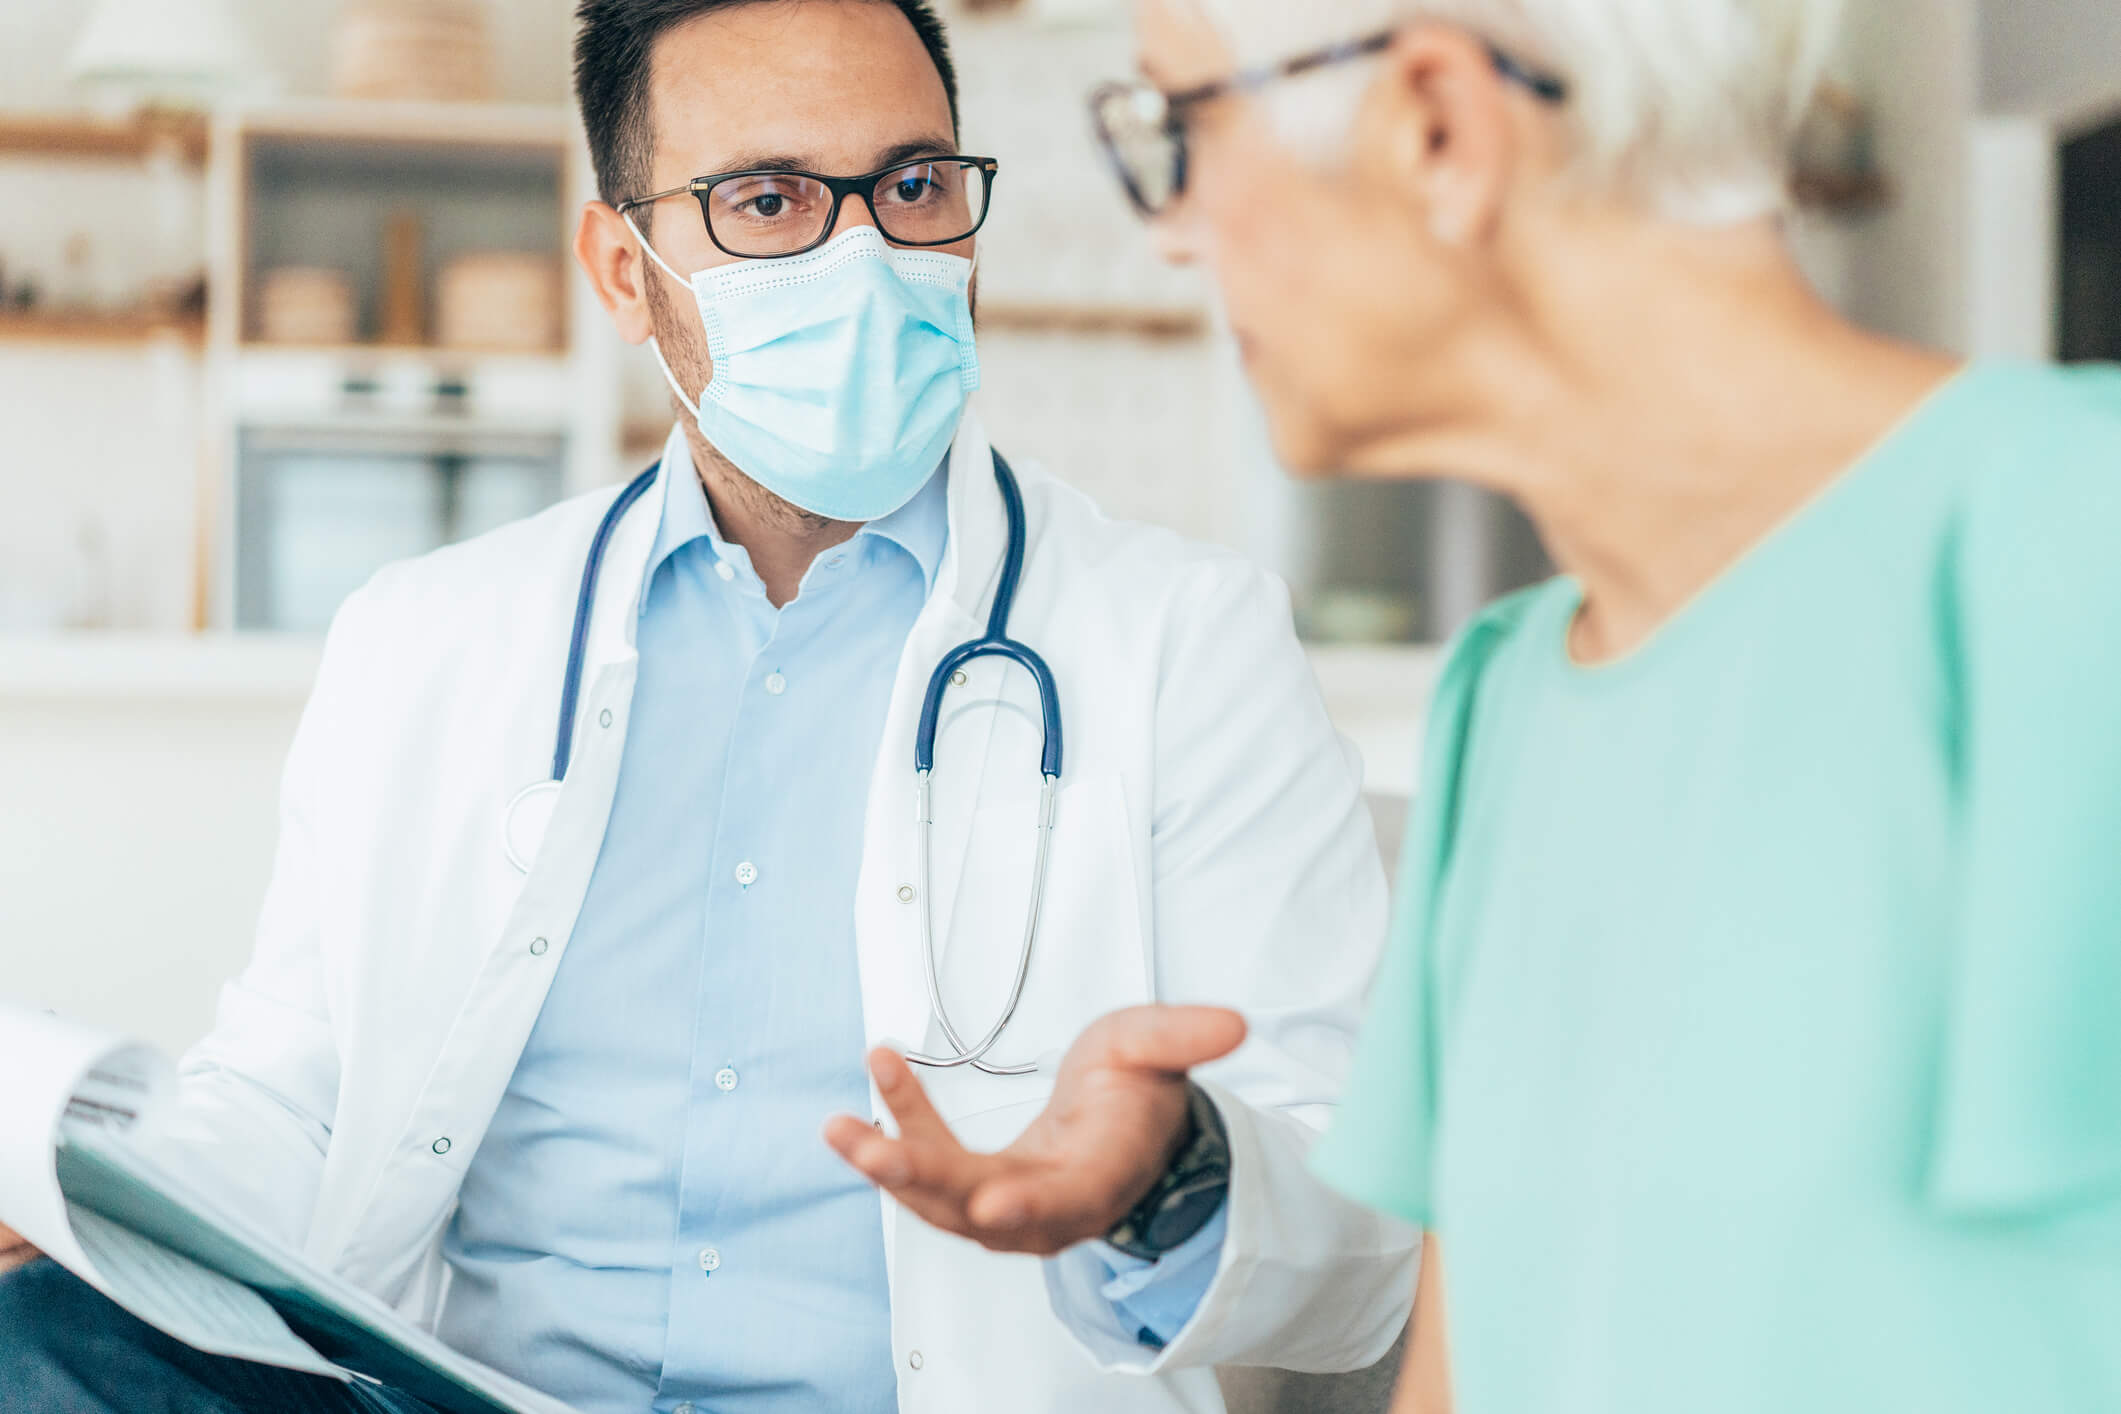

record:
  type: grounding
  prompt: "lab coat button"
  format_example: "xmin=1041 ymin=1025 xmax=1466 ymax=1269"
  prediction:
xmin=529 ymin=937 xmax=549 ymax=957
xmin=908 ymin=1351 xmax=924 ymax=1371
xmin=951 ymin=670 xmax=968 ymax=687
xmin=698 ymin=1246 xmax=721 ymax=1273
xmin=897 ymin=884 xmax=916 ymax=904
xmin=598 ymin=708 xmax=613 ymax=728
xmin=431 ymin=1137 xmax=451 ymax=1156
xmin=734 ymin=861 xmax=759 ymax=887
xmin=764 ymin=673 xmax=786 ymax=696
xmin=714 ymin=1067 xmax=739 ymax=1093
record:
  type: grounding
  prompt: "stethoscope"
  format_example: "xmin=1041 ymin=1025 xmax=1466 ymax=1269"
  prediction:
xmin=501 ymin=450 xmax=1060 ymax=1077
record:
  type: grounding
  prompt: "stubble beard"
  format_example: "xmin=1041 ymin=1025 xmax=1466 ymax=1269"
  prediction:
xmin=644 ymin=270 xmax=846 ymax=536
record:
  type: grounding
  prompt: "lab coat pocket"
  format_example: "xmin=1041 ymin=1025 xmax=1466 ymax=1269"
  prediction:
xmin=921 ymin=772 xmax=1148 ymax=1136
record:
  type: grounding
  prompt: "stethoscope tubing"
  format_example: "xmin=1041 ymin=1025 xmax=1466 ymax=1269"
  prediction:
xmin=525 ymin=449 xmax=1060 ymax=1077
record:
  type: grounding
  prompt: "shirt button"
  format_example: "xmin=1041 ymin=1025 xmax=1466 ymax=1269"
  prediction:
xmin=698 ymin=1246 xmax=721 ymax=1273
xmin=907 ymin=1350 xmax=924 ymax=1371
xmin=897 ymin=884 xmax=917 ymax=904
xmin=715 ymin=1067 xmax=739 ymax=1093
xmin=529 ymin=937 xmax=549 ymax=957
xmin=674 ymin=1404 xmax=696 ymax=1414
xmin=734 ymin=861 xmax=758 ymax=888
xmin=764 ymin=672 xmax=787 ymax=696
xmin=715 ymin=561 xmax=735 ymax=582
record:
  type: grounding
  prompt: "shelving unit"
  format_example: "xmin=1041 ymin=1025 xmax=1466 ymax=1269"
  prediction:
xmin=196 ymin=100 xmax=615 ymax=632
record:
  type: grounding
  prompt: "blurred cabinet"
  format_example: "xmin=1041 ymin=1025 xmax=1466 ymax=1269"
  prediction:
xmin=200 ymin=101 xmax=615 ymax=629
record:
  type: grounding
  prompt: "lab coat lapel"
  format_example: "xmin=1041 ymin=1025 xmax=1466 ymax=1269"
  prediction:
xmin=336 ymin=449 xmax=668 ymax=1282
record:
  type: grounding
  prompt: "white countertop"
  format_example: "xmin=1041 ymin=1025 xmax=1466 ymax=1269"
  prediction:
xmin=0 ymin=632 xmax=324 ymax=704
xmin=0 ymin=632 xmax=1437 ymax=791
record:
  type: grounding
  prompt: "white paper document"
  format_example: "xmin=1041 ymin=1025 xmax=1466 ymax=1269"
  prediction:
xmin=0 ymin=1002 xmax=580 ymax=1414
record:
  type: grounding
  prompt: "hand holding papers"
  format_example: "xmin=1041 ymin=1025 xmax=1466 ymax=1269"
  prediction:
xmin=0 ymin=1003 xmax=580 ymax=1414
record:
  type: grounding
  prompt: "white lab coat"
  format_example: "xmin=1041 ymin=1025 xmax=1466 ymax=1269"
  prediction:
xmin=154 ymin=412 xmax=1418 ymax=1413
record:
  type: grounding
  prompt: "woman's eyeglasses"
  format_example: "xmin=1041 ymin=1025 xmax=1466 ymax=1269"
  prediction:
xmin=617 ymin=155 xmax=999 ymax=260
xmin=1090 ymin=31 xmax=1569 ymax=220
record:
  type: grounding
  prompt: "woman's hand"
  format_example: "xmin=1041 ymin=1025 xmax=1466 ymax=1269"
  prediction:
xmin=823 ymin=1005 xmax=1246 ymax=1256
xmin=0 ymin=1223 xmax=39 ymax=1277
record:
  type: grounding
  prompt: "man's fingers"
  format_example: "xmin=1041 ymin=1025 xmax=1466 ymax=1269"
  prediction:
xmin=867 ymin=1046 xmax=955 ymax=1142
xmin=966 ymin=1172 xmax=1106 ymax=1237
xmin=1098 ymin=1005 xmax=1248 ymax=1074
xmin=823 ymin=1115 xmax=988 ymax=1200
xmin=823 ymin=1116 xmax=1022 ymax=1241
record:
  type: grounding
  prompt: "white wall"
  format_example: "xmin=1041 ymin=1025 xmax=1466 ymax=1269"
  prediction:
xmin=1978 ymin=0 xmax=2121 ymax=115
xmin=1827 ymin=0 xmax=1982 ymax=351
xmin=0 ymin=0 xmax=576 ymax=111
xmin=0 ymin=641 xmax=314 ymax=1056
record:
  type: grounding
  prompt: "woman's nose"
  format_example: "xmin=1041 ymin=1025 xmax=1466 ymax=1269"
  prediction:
xmin=1149 ymin=206 xmax=1200 ymax=267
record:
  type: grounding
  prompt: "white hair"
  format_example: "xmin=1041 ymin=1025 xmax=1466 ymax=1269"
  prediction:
xmin=1188 ymin=0 xmax=1845 ymax=223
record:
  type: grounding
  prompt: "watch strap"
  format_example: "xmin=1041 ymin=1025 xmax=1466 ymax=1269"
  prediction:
xmin=1104 ymin=1081 xmax=1231 ymax=1262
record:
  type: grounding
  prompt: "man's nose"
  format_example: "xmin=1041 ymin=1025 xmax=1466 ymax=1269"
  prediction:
xmin=834 ymin=187 xmax=880 ymax=235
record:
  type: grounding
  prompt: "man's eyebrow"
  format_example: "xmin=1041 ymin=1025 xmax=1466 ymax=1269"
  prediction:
xmin=693 ymin=136 xmax=960 ymax=178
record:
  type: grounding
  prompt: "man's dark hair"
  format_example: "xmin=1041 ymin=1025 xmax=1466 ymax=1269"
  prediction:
xmin=574 ymin=0 xmax=961 ymax=206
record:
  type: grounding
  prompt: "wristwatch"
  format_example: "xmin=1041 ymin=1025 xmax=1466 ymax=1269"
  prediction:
xmin=1104 ymin=1082 xmax=1231 ymax=1262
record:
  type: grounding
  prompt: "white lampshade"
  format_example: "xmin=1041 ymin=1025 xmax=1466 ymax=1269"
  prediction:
xmin=67 ymin=0 xmax=260 ymax=107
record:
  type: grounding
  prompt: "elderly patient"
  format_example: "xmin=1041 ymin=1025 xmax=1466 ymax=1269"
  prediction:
xmin=1094 ymin=0 xmax=2121 ymax=1411
xmin=0 ymin=2 xmax=1417 ymax=1412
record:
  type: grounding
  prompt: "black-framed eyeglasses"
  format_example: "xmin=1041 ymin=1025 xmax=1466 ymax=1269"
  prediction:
xmin=1090 ymin=31 xmax=1570 ymax=219
xmin=616 ymin=155 xmax=999 ymax=260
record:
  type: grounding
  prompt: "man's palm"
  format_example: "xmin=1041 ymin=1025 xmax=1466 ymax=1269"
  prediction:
xmin=824 ymin=1005 xmax=1245 ymax=1256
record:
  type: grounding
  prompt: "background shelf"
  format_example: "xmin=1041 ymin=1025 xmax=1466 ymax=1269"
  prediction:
xmin=0 ymin=308 xmax=204 ymax=347
xmin=0 ymin=111 xmax=209 ymax=165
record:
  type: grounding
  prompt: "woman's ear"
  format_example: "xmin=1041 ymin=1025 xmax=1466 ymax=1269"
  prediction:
xmin=574 ymin=201 xmax=657 ymax=345
xmin=1356 ymin=24 xmax=1520 ymax=249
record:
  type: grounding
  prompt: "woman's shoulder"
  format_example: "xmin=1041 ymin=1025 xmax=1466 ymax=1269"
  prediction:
xmin=1942 ymin=360 xmax=2121 ymax=508
xmin=1941 ymin=362 xmax=2121 ymax=637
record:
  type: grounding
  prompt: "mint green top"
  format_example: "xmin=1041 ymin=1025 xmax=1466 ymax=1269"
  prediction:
xmin=1312 ymin=362 xmax=2121 ymax=1413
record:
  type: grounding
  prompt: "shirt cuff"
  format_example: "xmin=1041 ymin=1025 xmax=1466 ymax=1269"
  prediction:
xmin=1087 ymin=1200 xmax=1230 ymax=1349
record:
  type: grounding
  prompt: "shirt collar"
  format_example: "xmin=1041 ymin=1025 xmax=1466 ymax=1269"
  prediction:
xmin=642 ymin=427 xmax=951 ymax=612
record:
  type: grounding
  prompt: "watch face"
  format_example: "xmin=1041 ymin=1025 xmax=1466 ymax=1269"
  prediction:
xmin=1144 ymin=1184 xmax=1228 ymax=1252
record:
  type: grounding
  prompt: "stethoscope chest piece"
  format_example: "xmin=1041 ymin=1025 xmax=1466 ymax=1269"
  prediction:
xmin=502 ymin=779 xmax=563 ymax=874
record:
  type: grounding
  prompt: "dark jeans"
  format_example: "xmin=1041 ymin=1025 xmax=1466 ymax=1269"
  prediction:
xmin=0 ymin=1259 xmax=435 ymax=1414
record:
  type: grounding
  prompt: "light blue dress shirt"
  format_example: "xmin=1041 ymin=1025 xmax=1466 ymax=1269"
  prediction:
xmin=437 ymin=449 xmax=1221 ymax=1414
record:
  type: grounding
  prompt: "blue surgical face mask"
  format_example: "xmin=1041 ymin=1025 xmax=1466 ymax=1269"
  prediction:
xmin=628 ymin=217 xmax=980 ymax=523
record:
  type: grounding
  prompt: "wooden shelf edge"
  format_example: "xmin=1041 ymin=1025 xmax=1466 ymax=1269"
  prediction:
xmin=0 ymin=110 xmax=208 ymax=165
xmin=0 ymin=310 xmax=205 ymax=349
xmin=236 ymin=340 xmax=569 ymax=361
xmin=227 ymin=99 xmax=576 ymax=150
xmin=977 ymin=301 xmax=1210 ymax=340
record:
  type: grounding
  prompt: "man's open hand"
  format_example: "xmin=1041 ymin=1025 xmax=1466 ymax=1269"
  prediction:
xmin=823 ymin=1005 xmax=1245 ymax=1256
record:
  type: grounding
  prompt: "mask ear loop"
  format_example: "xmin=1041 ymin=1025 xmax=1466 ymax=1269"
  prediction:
xmin=623 ymin=209 xmax=706 ymax=422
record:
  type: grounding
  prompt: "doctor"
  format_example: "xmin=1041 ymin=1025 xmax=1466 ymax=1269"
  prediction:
xmin=0 ymin=1 xmax=1415 ymax=1411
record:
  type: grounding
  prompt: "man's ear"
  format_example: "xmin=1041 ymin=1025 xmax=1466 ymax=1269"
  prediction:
xmin=575 ymin=201 xmax=656 ymax=345
xmin=1356 ymin=24 xmax=1520 ymax=249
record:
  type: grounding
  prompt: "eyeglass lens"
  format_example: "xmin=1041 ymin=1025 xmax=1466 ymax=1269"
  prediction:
xmin=1093 ymin=87 xmax=1182 ymax=216
xmin=700 ymin=159 xmax=991 ymax=257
